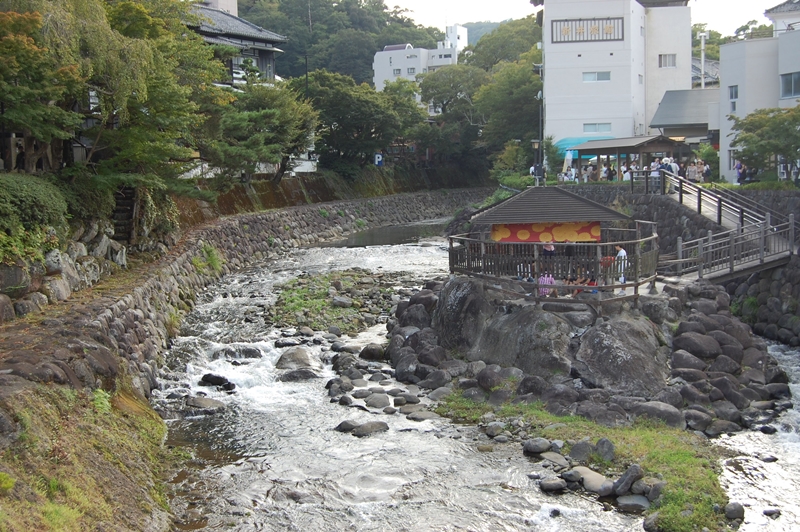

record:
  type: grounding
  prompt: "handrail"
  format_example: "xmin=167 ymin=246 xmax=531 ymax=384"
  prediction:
xmin=710 ymin=183 xmax=800 ymax=241
xmin=661 ymin=171 xmax=764 ymax=228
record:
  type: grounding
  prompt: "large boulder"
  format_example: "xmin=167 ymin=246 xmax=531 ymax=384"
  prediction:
xmin=633 ymin=401 xmax=686 ymax=429
xmin=572 ymin=316 xmax=668 ymax=396
xmin=275 ymin=346 xmax=320 ymax=370
xmin=399 ymin=304 xmax=431 ymax=329
xmin=672 ymin=332 xmax=722 ymax=359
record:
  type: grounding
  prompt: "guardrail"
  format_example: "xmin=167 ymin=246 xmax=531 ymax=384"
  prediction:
xmin=710 ymin=183 xmax=800 ymax=242
xmin=659 ymin=217 xmax=795 ymax=279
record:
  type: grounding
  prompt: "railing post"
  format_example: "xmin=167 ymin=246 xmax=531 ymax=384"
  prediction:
xmin=679 ymin=180 xmax=683 ymax=204
xmin=481 ymin=241 xmax=486 ymax=274
xmin=729 ymin=229 xmax=735 ymax=273
xmin=791 ymin=214 xmax=795 ymax=255
xmin=759 ymin=222 xmax=765 ymax=264
xmin=645 ymin=173 xmax=650 ymax=195
xmin=661 ymin=170 xmax=666 ymax=195
xmin=766 ymin=212 xmax=772 ymax=254
xmin=707 ymin=230 xmax=713 ymax=272
xmin=697 ymin=186 xmax=702 ymax=215
xmin=449 ymin=238 xmax=454 ymax=273
xmin=677 ymin=237 xmax=683 ymax=276
xmin=717 ymin=199 xmax=723 ymax=226
xmin=534 ymin=245 xmax=540 ymax=278
xmin=739 ymin=208 xmax=745 ymax=229
xmin=697 ymin=239 xmax=704 ymax=279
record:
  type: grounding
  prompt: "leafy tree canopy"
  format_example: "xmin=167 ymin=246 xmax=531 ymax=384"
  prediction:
xmin=462 ymin=15 xmax=542 ymax=71
xmin=730 ymin=106 xmax=800 ymax=174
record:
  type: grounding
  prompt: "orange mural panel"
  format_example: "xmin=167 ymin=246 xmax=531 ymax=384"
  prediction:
xmin=491 ymin=222 xmax=601 ymax=243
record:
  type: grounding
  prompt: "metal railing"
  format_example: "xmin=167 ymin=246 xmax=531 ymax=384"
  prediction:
xmin=710 ymin=183 xmax=800 ymax=242
xmin=448 ymin=227 xmax=659 ymax=301
xmin=660 ymin=216 xmax=795 ymax=279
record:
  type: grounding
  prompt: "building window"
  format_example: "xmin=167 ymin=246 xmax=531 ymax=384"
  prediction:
xmin=729 ymin=85 xmax=738 ymax=113
xmin=407 ymin=67 xmax=415 ymax=74
xmin=658 ymin=54 xmax=677 ymax=68
xmin=728 ymin=150 xmax=738 ymax=171
xmin=583 ymin=71 xmax=611 ymax=82
xmin=393 ymin=68 xmax=401 ymax=75
xmin=443 ymin=54 xmax=452 ymax=58
xmin=584 ymin=123 xmax=612 ymax=133
xmin=781 ymin=72 xmax=800 ymax=98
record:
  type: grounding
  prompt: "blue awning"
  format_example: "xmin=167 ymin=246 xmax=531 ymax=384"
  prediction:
xmin=553 ymin=136 xmax=614 ymax=151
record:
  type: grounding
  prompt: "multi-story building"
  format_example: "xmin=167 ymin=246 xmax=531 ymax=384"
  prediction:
xmin=718 ymin=0 xmax=800 ymax=182
xmin=543 ymin=0 xmax=691 ymax=151
xmin=372 ymin=24 xmax=468 ymax=94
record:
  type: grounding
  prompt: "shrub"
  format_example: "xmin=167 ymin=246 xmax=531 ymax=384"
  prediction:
xmin=0 ymin=472 xmax=16 ymax=495
xmin=91 ymin=390 xmax=111 ymax=414
xmin=0 ymin=173 xmax=68 ymax=234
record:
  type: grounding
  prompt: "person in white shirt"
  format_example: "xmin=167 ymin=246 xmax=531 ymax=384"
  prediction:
xmin=615 ymin=244 xmax=627 ymax=295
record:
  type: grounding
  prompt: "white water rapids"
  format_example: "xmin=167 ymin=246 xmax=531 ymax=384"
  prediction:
xmin=158 ymin=229 xmax=800 ymax=531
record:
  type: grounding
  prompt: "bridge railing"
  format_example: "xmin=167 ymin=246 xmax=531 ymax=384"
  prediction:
xmin=710 ymin=183 xmax=800 ymax=242
xmin=660 ymin=216 xmax=795 ymax=278
xmin=660 ymin=172 xmax=764 ymax=227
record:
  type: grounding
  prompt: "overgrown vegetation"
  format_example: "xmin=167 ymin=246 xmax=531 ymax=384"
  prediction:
xmin=0 ymin=384 xmax=177 ymax=531
xmin=191 ymin=243 xmax=224 ymax=275
xmin=436 ymin=392 xmax=729 ymax=532
xmin=272 ymin=270 xmax=393 ymax=334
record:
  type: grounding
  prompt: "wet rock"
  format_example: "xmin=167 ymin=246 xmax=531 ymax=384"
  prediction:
xmin=359 ymin=343 xmax=385 ymax=361
xmin=516 ymin=375 xmax=550 ymax=397
xmin=200 ymin=373 xmax=228 ymax=386
xmin=725 ymin=502 xmax=745 ymax=520
xmin=540 ymin=452 xmax=569 ymax=469
xmin=672 ymin=332 xmax=722 ymax=359
xmin=476 ymin=367 xmax=503 ymax=391
xmin=275 ymin=337 xmax=302 ymax=348
xmin=707 ymin=355 xmax=740 ymax=375
xmin=539 ymin=478 xmax=568 ymax=492
xmin=616 ymin=495 xmax=650 ymax=514
xmin=705 ymin=419 xmax=742 ymax=437
xmin=671 ymin=349 xmax=707 ymax=370
xmin=276 ymin=346 xmax=319 ymax=370
xmin=334 ymin=420 xmax=360 ymax=432
xmin=417 ymin=369 xmax=451 ymax=390
xmin=364 ymin=394 xmax=391 ymax=409
xmin=332 ymin=295 xmax=353 ymax=308
xmin=485 ymin=422 xmax=505 ymax=438
xmin=186 ymin=396 xmax=226 ymax=413
xmin=462 ymin=387 xmax=487 ymax=402
xmin=352 ymin=421 xmax=389 ymax=437
xmin=407 ymin=411 xmax=439 ymax=421
xmin=684 ymin=409 xmax=713 ymax=431
xmin=428 ymin=387 xmax=453 ymax=401
xmin=438 ymin=359 xmax=467 ymax=378
xmin=523 ymin=438 xmax=551 ymax=454
xmin=279 ymin=369 xmax=320 ymax=381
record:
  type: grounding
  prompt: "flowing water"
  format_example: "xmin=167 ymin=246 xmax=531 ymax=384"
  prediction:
xmin=158 ymin=223 xmax=800 ymax=531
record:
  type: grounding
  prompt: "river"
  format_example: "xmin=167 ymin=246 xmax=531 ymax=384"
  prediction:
xmin=157 ymin=224 xmax=800 ymax=531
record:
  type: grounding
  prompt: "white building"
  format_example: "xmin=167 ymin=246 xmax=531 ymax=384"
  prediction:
xmin=718 ymin=0 xmax=800 ymax=182
xmin=543 ymin=0 xmax=691 ymax=152
xmin=372 ymin=24 xmax=468 ymax=94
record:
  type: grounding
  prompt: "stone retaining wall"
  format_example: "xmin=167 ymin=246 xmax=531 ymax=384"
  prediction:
xmin=0 ymin=188 xmax=491 ymax=425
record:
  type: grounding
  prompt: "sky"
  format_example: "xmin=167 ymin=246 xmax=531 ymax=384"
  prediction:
xmin=389 ymin=0 xmax=777 ymax=37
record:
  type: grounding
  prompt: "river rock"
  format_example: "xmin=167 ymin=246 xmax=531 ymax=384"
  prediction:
xmin=417 ymin=369 xmax=451 ymax=390
xmin=332 ymin=295 xmax=353 ymax=308
xmin=462 ymin=387 xmax=487 ymax=402
xmin=200 ymin=373 xmax=228 ymax=386
xmin=279 ymin=369 xmax=320 ymax=381
xmin=276 ymin=346 xmax=319 ymax=370
xmin=613 ymin=464 xmax=644 ymax=496
xmin=617 ymin=495 xmax=650 ymax=513
xmin=516 ymin=375 xmax=550 ymax=397
xmin=672 ymin=332 xmax=722 ymax=359
xmin=595 ymin=438 xmax=615 ymax=461
xmin=523 ymin=438 xmax=552 ymax=454
xmin=633 ymin=401 xmax=685 ymax=429
xmin=476 ymin=367 xmax=503 ymax=391
xmin=359 ymin=343 xmax=385 ymax=361
xmin=395 ymin=353 xmax=418 ymax=382
xmin=705 ymin=419 xmax=742 ymax=437
xmin=428 ymin=387 xmax=453 ymax=401
xmin=707 ymin=355 xmax=740 ymax=375
xmin=539 ymin=478 xmax=568 ymax=492
xmin=568 ymin=440 xmax=595 ymax=462
xmin=407 ymin=411 xmax=439 ymax=421
xmin=438 ymin=359 xmax=467 ymax=378
xmin=186 ymin=396 xmax=226 ymax=413
xmin=540 ymin=452 xmax=569 ymax=469
xmin=725 ymin=502 xmax=745 ymax=520
xmin=334 ymin=420 xmax=360 ymax=432
xmin=365 ymin=394 xmax=391 ymax=409
xmin=352 ymin=421 xmax=389 ymax=437
xmin=573 ymin=317 xmax=667 ymax=396
xmin=684 ymin=409 xmax=713 ymax=431
xmin=671 ymin=349 xmax=707 ymax=370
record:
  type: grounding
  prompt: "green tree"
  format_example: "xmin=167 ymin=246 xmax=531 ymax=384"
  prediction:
xmin=289 ymin=70 xmax=401 ymax=175
xmin=418 ymin=64 xmax=490 ymax=121
xmin=729 ymin=106 xmax=800 ymax=176
xmin=0 ymin=11 xmax=83 ymax=172
xmin=462 ymin=16 xmax=542 ymax=71
xmin=209 ymin=82 xmax=317 ymax=187
xmin=691 ymin=23 xmax=723 ymax=61
xmin=474 ymin=54 xmax=542 ymax=151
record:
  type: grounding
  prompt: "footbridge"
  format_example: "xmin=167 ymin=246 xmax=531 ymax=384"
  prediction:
xmin=636 ymin=171 xmax=796 ymax=283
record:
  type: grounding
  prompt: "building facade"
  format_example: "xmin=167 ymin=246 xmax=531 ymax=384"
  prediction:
xmin=543 ymin=0 xmax=691 ymax=151
xmin=718 ymin=0 xmax=800 ymax=182
xmin=372 ymin=24 xmax=468 ymax=94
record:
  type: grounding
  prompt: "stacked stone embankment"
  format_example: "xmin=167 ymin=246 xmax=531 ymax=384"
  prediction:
xmin=0 ymin=188 xmax=489 ymax=446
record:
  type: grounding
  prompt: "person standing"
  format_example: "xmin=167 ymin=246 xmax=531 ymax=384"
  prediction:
xmin=615 ymin=244 xmax=627 ymax=295
xmin=538 ymin=270 xmax=554 ymax=297
xmin=686 ymin=160 xmax=698 ymax=183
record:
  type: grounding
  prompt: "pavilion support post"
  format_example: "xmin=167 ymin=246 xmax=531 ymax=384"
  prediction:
xmin=481 ymin=241 xmax=486 ymax=274
xmin=759 ymin=222 xmax=765 ymax=264
xmin=791 ymin=214 xmax=795 ymax=255
xmin=534 ymin=245 xmax=540 ymax=278
xmin=677 ymin=237 xmax=683 ymax=276
xmin=634 ymin=224 xmax=641 ymax=305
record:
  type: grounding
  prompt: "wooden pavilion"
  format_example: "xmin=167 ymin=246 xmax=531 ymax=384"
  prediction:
xmin=448 ymin=187 xmax=659 ymax=301
xmin=570 ymin=135 xmax=689 ymax=172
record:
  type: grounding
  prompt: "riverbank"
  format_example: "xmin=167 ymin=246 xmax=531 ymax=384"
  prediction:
xmin=0 ymin=188 xmax=490 ymax=531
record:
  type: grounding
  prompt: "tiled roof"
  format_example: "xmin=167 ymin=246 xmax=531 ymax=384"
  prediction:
xmin=766 ymin=0 xmax=800 ymax=14
xmin=190 ymin=5 xmax=287 ymax=43
xmin=471 ymin=186 xmax=630 ymax=225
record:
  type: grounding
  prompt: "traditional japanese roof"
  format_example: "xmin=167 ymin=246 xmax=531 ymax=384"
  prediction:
xmin=190 ymin=5 xmax=287 ymax=44
xmin=766 ymin=0 xmax=800 ymax=14
xmin=691 ymin=57 xmax=720 ymax=86
xmin=650 ymin=89 xmax=719 ymax=129
xmin=471 ymin=186 xmax=631 ymax=225
xmin=636 ymin=0 xmax=689 ymax=7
